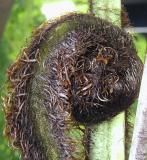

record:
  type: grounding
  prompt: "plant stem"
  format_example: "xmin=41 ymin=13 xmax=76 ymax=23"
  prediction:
xmin=129 ymin=54 xmax=147 ymax=160
xmin=89 ymin=1 xmax=125 ymax=160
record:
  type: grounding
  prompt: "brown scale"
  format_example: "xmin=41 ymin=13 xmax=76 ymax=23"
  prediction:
xmin=4 ymin=13 xmax=143 ymax=159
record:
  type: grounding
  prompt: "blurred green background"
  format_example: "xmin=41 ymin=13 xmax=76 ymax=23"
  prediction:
xmin=0 ymin=0 xmax=146 ymax=159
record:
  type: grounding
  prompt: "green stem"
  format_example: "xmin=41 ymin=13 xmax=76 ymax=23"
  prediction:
xmin=89 ymin=1 xmax=125 ymax=160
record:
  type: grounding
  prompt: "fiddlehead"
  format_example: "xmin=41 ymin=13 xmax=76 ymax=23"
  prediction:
xmin=4 ymin=13 xmax=143 ymax=160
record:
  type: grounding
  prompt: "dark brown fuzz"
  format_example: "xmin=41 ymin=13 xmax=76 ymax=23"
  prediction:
xmin=4 ymin=13 xmax=143 ymax=160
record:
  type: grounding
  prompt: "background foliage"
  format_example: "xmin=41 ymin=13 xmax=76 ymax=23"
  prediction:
xmin=0 ymin=0 xmax=146 ymax=159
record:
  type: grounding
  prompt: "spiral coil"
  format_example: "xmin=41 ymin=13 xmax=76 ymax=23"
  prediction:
xmin=4 ymin=13 xmax=143 ymax=160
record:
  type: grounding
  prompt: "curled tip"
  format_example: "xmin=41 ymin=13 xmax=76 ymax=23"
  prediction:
xmin=4 ymin=13 xmax=143 ymax=159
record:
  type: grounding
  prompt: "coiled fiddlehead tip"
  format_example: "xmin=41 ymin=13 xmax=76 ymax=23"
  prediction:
xmin=4 ymin=13 xmax=143 ymax=159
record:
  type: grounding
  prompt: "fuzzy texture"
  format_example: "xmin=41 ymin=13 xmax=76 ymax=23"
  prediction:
xmin=4 ymin=13 xmax=143 ymax=160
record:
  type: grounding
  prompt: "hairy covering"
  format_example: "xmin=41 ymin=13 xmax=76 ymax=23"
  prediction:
xmin=4 ymin=13 xmax=143 ymax=160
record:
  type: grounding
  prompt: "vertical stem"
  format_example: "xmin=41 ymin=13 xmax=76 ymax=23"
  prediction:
xmin=89 ymin=1 xmax=125 ymax=160
xmin=88 ymin=0 xmax=94 ymax=15
xmin=129 ymin=55 xmax=147 ymax=160
xmin=92 ymin=0 xmax=121 ymax=24
xmin=0 ymin=0 xmax=14 ymax=40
